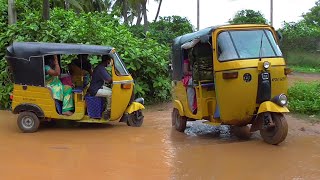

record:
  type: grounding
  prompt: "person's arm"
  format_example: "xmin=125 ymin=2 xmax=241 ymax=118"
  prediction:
xmin=99 ymin=66 xmax=112 ymax=83
xmin=46 ymin=55 xmax=61 ymax=76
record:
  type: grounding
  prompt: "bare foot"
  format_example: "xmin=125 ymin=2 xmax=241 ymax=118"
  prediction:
xmin=62 ymin=111 xmax=73 ymax=116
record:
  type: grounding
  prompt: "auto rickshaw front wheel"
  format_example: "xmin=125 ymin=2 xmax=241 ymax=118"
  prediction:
xmin=260 ymin=113 xmax=288 ymax=145
xmin=17 ymin=111 xmax=40 ymax=133
xmin=172 ymin=108 xmax=187 ymax=132
xmin=126 ymin=110 xmax=144 ymax=127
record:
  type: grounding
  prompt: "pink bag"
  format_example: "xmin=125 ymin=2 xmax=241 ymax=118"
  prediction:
xmin=60 ymin=75 xmax=73 ymax=87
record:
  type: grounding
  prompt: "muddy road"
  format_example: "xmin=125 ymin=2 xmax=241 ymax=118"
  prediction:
xmin=0 ymin=72 xmax=319 ymax=180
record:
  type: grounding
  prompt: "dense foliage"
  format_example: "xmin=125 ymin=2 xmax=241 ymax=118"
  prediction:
xmin=1 ymin=8 xmax=175 ymax=108
xmin=288 ymin=82 xmax=320 ymax=115
xmin=228 ymin=9 xmax=267 ymax=24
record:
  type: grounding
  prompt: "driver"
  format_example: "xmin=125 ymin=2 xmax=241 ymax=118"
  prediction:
xmin=88 ymin=55 xmax=113 ymax=119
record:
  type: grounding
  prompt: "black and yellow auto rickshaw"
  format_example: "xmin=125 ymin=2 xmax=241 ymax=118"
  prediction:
xmin=6 ymin=42 xmax=145 ymax=133
xmin=171 ymin=24 xmax=291 ymax=145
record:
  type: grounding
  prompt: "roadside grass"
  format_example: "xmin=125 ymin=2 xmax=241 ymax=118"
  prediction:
xmin=288 ymin=81 xmax=320 ymax=120
xmin=285 ymin=51 xmax=320 ymax=73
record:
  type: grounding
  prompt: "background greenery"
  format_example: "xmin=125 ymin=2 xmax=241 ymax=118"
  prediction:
xmin=2 ymin=0 xmax=320 ymax=117
xmin=0 ymin=0 xmax=194 ymax=109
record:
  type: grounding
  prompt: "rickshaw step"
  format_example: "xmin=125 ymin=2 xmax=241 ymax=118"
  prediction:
xmin=203 ymin=121 xmax=221 ymax=126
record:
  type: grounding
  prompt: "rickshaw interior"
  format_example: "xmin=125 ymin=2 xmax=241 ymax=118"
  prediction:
xmin=6 ymin=42 xmax=124 ymax=119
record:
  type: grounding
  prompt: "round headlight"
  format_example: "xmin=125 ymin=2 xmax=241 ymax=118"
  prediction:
xmin=279 ymin=94 xmax=288 ymax=106
xmin=263 ymin=61 xmax=270 ymax=69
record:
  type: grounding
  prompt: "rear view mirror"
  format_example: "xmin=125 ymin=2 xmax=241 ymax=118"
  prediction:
xmin=276 ymin=31 xmax=283 ymax=43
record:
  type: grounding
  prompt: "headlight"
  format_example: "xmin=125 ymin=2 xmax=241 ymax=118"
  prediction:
xmin=272 ymin=94 xmax=288 ymax=106
xmin=263 ymin=61 xmax=270 ymax=69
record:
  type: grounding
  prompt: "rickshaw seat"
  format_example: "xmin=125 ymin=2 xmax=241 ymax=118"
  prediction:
xmin=72 ymin=87 xmax=84 ymax=93
xmin=201 ymin=83 xmax=215 ymax=88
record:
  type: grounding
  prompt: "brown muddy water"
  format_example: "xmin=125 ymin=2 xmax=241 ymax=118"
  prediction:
xmin=0 ymin=102 xmax=319 ymax=180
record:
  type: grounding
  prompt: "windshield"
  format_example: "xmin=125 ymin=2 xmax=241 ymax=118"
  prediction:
xmin=112 ymin=52 xmax=130 ymax=76
xmin=218 ymin=29 xmax=282 ymax=61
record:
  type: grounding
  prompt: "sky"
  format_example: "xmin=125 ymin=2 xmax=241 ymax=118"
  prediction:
xmin=147 ymin=0 xmax=317 ymax=30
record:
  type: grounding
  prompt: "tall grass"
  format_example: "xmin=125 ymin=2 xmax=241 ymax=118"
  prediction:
xmin=284 ymin=51 xmax=320 ymax=73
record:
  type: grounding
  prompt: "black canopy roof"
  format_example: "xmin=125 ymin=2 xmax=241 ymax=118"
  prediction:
xmin=172 ymin=26 xmax=218 ymax=48
xmin=6 ymin=42 xmax=114 ymax=59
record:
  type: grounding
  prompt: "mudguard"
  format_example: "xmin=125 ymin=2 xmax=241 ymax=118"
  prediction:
xmin=173 ymin=100 xmax=184 ymax=116
xmin=257 ymin=101 xmax=289 ymax=114
xmin=13 ymin=103 xmax=44 ymax=118
xmin=125 ymin=102 xmax=145 ymax=114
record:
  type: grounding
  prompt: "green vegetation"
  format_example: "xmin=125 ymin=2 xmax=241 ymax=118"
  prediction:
xmin=0 ymin=0 xmax=194 ymax=109
xmin=288 ymin=81 xmax=320 ymax=115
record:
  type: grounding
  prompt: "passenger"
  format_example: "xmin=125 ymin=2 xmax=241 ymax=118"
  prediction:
xmin=182 ymin=56 xmax=197 ymax=114
xmin=88 ymin=55 xmax=113 ymax=119
xmin=68 ymin=54 xmax=92 ymax=88
xmin=44 ymin=55 xmax=74 ymax=116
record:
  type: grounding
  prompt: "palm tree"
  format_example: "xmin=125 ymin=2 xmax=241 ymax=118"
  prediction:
xmin=8 ymin=0 xmax=17 ymax=24
xmin=153 ymin=0 xmax=162 ymax=22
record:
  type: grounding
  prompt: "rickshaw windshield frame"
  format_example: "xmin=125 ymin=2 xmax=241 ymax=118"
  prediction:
xmin=217 ymin=29 xmax=283 ymax=62
xmin=112 ymin=52 xmax=130 ymax=76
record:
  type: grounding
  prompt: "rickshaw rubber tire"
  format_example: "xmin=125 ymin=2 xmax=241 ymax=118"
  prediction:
xmin=172 ymin=109 xmax=187 ymax=132
xmin=17 ymin=111 xmax=40 ymax=133
xmin=260 ymin=113 xmax=288 ymax=145
xmin=232 ymin=125 xmax=252 ymax=140
xmin=127 ymin=111 xmax=144 ymax=127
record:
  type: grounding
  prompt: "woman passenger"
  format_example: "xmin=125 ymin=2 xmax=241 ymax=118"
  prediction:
xmin=44 ymin=55 xmax=74 ymax=116
xmin=182 ymin=51 xmax=197 ymax=114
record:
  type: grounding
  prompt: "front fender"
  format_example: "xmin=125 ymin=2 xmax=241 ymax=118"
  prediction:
xmin=125 ymin=102 xmax=145 ymax=114
xmin=173 ymin=100 xmax=184 ymax=116
xmin=257 ymin=101 xmax=289 ymax=114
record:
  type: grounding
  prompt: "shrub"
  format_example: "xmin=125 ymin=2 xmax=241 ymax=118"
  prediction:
xmin=288 ymin=81 xmax=320 ymax=115
xmin=0 ymin=8 xmax=171 ymax=108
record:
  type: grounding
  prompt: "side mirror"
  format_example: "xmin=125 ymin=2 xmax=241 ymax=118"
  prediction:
xmin=276 ymin=31 xmax=283 ymax=43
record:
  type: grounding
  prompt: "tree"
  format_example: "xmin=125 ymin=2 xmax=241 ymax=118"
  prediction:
xmin=153 ymin=0 xmax=162 ymax=22
xmin=303 ymin=0 xmax=320 ymax=26
xmin=42 ymin=0 xmax=50 ymax=20
xmin=229 ymin=9 xmax=267 ymax=24
xmin=8 ymin=0 xmax=17 ymax=24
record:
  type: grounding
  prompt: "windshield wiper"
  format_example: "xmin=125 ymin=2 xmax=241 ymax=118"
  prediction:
xmin=259 ymin=33 xmax=264 ymax=61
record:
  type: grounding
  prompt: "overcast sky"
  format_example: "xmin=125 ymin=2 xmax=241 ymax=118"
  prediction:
xmin=147 ymin=0 xmax=317 ymax=30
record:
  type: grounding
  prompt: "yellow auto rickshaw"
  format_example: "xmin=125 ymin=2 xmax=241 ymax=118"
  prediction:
xmin=171 ymin=24 xmax=291 ymax=145
xmin=6 ymin=42 xmax=145 ymax=133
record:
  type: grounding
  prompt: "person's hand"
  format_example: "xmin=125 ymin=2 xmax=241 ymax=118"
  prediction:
xmin=53 ymin=55 xmax=59 ymax=65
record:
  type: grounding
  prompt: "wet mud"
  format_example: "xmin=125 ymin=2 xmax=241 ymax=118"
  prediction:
xmin=0 ymin=104 xmax=319 ymax=180
xmin=0 ymin=73 xmax=319 ymax=179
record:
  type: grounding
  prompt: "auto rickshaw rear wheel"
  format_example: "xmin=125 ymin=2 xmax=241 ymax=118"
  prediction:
xmin=127 ymin=110 xmax=144 ymax=127
xmin=172 ymin=108 xmax=187 ymax=132
xmin=231 ymin=125 xmax=252 ymax=140
xmin=17 ymin=111 xmax=40 ymax=133
xmin=260 ymin=113 xmax=288 ymax=145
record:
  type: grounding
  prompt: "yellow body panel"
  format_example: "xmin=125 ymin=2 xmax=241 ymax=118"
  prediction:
xmin=257 ymin=101 xmax=289 ymax=114
xmin=125 ymin=102 xmax=145 ymax=114
xmin=172 ymin=81 xmax=216 ymax=120
xmin=12 ymin=85 xmax=85 ymax=120
xmin=110 ymin=62 xmax=133 ymax=120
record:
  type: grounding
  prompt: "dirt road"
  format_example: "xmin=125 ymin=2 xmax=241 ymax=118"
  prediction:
xmin=0 ymin=73 xmax=319 ymax=180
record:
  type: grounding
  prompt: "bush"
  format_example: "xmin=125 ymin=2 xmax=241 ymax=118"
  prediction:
xmin=0 ymin=8 xmax=172 ymax=108
xmin=288 ymin=81 xmax=320 ymax=115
